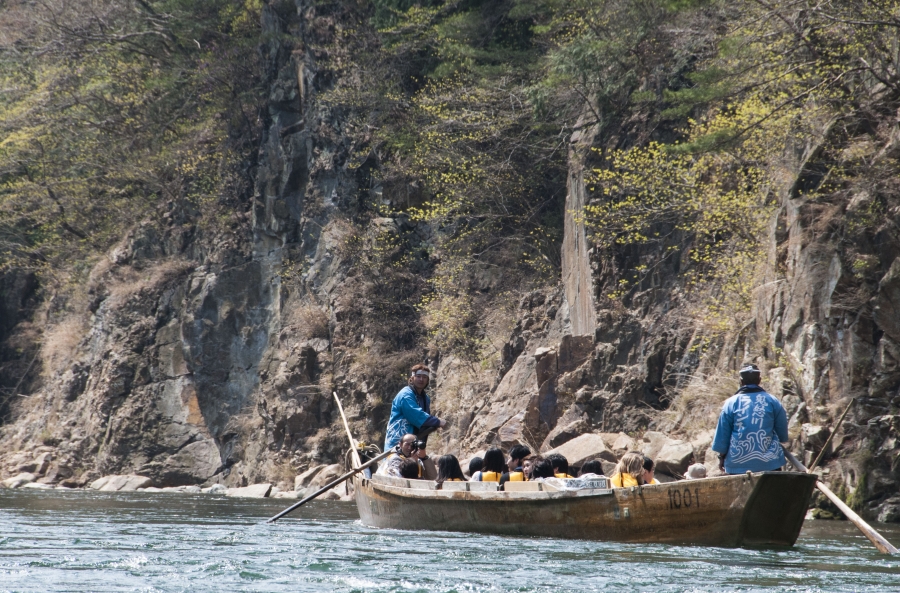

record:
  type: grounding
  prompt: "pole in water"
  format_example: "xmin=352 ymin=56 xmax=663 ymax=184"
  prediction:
xmin=266 ymin=448 xmax=391 ymax=524
xmin=783 ymin=446 xmax=898 ymax=554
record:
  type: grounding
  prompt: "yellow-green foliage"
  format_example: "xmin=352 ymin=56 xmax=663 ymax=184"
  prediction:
xmin=321 ymin=0 xmax=566 ymax=359
xmin=0 ymin=0 xmax=262 ymax=282
xmin=583 ymin=0 xmax=900 ymax=330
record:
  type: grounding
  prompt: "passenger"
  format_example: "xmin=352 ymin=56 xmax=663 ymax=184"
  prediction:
xmin=384 ymin=364 xmax=448 ymax=450
xmin=435 ymin=454 xmax=466 ymax=487
xmin=579 ymin=459 xmax=605 ymax=476
xmin=471 ymin=447 xmax=505 ymax=482
xmin=377 ymin=434 xmax=417 ymax=478
xmin=530 ymin=456 xmax=555 ymax=479
xmin=684 ymin=463 xmax=707 ymax=480
xmin=467 ymin=456 xmax=483 ymax=479
xmin=412 ymin=439 xmax=437 ymax=480
xmin=610 ymin=451 xmax=646 ymax=488
xmin=521 ymin=456 xmax=535 ymax=480
xmin=399 ymin=458 xmax=420 ymax=479
xmin=500 ymin=445 xmax=531 ymax=485
xmin=642 ymin=456 xmax=660 ymax=485
xmin=547 ymin=453 xmax=574 ymax=478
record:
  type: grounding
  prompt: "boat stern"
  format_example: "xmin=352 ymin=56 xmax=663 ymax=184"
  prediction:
xmin=736 ymin=471 xmax=819 ymax=547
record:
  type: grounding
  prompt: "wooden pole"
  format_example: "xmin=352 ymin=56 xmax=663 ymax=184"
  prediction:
xmin=808 ymin=397 xmax=855 ymax=473
xmin=333 ymin=391 xmax=362 ymax=468
xmin=266 ymin=448 xmax=392 ymax=523
xmin=783 ymin=446 xmax=898 ymax=554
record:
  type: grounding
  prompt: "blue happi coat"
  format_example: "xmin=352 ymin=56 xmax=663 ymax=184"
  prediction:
xmin=384 ymin=385 xmax=440 ymax=450
xmin=711 ymin=385 xmax=789 ymax=474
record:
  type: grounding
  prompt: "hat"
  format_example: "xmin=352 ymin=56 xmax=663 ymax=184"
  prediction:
xmin=685 ymin=463 xmax=707 ymax=480
xmin=739 ymin=363 xmax=761 ymax=383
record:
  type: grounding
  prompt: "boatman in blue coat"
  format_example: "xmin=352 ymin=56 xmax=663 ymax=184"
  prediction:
xmin=712 ymin=364 xmax=789 ymax=474
xmin=384 ymin=364 xmax=447 ymax=450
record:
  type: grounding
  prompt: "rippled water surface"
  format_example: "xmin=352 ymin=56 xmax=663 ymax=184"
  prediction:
xmin=2 ymin=489 xmax=899 ymax=592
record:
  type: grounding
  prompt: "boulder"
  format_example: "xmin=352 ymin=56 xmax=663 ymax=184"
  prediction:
xmin=160 ymin=485 xmax=201 ymax=493
xmin=2 ymin=472 xmax=35 ymax=489
xmin=877 ymin=495 xmax=900 ymax=523
xmin=202 ymin=483 xmax=227 ymax=495
xmin=22 ymin=482 xmax=53 ymax=489
xmin=541 ymin=418 xmax=590 ymax=450
xmin=612 ymin=433 xmax=636 ymax=456
xmin=159 ymin=439 xmax=222 ymax=484
xmin=541 ymin=404 xmax=590 ymax=450
xmin=273 ymin=490 xmax=300 ymax=499
xmin=90 ymin=475 xmax=153 ymax=492
xmin=32 ymin=452 xmax=52 ymax=476
xmin=294 ymin=464 xmax=326 ymax=491
xmin=600 ymin=460 xmax=617 ymax=476
xmin=307 ymin=464 xmax=343 ymax=491
xmin=801 ymin=424 xmax=831 ymax=452
xmin=225 ymin=483 xmax=272 ymax=498
xmin=16 ymin=452 xmax=52 ymax=476
xmin=690 ymin=430 xmax=715 ymax=459
xmin=655 ymin=441 xmax=695 ymax=476
xmin=534 ymin=347 xmax=558 ymax=387
xmin=318 ymin=489 xmax=341 ymax=501
xmin=543 ymin=433 xmax=616 ymax=467
xmin=638 ymin=431 xmax=670 ymax=461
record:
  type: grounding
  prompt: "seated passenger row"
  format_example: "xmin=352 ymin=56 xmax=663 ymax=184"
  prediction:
xmin=379 ymin=434 xmax=706 ymax=488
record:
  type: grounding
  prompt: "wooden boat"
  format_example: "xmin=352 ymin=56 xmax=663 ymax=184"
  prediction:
xmin=353 ymin=471 xmax=818 ymax=547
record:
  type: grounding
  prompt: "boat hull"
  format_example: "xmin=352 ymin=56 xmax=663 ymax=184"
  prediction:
xmin=354 ymin=472 xmax=817 ymax=547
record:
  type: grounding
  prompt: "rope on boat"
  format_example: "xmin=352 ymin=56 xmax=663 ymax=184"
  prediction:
xmin=344 ymin=443 xmax=383 ymax=494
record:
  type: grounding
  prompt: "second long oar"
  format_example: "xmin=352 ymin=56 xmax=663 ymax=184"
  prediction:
xmin=783 ymin=446 xmax=898 ymax=554
xmin=266 ymin=448 xmax=391 ymax=524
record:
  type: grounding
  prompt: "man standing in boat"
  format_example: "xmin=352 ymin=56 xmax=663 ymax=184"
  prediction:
xmin=711 ymin=364 xmax=789 ymax=474
xmin=384 ymin=364 xmax=447 ymax=450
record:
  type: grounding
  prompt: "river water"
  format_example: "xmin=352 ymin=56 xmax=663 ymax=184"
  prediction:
xmin=2 ymin=489 xmax=899 ymax=592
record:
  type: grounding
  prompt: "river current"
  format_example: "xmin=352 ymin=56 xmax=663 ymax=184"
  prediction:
xmin=2 ymin=489 xmax=899 ymax=592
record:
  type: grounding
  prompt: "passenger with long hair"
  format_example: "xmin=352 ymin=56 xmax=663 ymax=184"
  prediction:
xmin=435 ymin=454 xmax=466 ymax=487
xmin=471 ymin=447 xmax=506 ymax=482
xmin=610 ymin=451 xmax=646 ymax=488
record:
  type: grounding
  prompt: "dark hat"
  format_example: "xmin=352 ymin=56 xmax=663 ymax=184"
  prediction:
xmin=739 ymin=363 xmax=761 ymax=383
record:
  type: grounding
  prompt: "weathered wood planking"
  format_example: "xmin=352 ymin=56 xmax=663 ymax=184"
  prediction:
xmin=354 ymin=472 xmax=817 ymax=548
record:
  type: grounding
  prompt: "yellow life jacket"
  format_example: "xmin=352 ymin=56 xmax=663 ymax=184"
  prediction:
xmin=554 ymin=473 xmax=574 ymax=479
xmin=611 ymin=472 xmax=639 ymax=488
xmin=508 ymin=471 xmax=525 ymax=482
xmin=480 ymin=471 xmax=503 ymax=482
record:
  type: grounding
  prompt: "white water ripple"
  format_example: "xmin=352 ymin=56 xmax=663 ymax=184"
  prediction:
xmin=1 ymin=489 xmax=899 ymax=592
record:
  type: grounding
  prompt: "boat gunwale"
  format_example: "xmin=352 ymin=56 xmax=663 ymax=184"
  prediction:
xmin=359 ymin=470 xmax=811 ymax=503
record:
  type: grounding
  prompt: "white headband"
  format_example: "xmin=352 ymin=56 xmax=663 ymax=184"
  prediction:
xmin=414 ymin=370 xmax=430 ymax=378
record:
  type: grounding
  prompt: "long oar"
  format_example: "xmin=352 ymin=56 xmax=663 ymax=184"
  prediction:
xmin=333 ymin=391 xmax=362 ymax=468
xmin=783 ymin=446 xmax=898 ymax=554
xmin=266 ymin=448 xmax=392 ymax=524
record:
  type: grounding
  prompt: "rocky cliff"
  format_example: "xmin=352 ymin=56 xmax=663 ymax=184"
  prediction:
xmin=1 ymin=0 xmax=898 ymax=523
